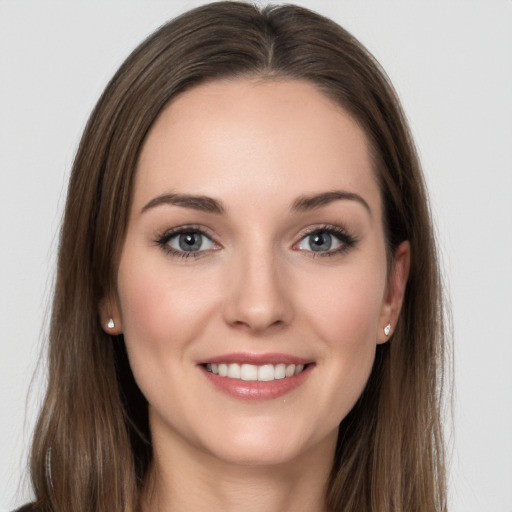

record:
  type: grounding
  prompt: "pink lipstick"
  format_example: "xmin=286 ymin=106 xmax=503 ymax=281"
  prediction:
xmin=198 ymin=352 xmax=314 ymax=401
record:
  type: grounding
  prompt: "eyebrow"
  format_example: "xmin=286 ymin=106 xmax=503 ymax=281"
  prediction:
xmin=292 ymin=190 xmax=372 ymax=216
xmin=141 ymin=193 xmax=225 ymax=215
xmin=141 ymin=190 xmax=371 ymax=217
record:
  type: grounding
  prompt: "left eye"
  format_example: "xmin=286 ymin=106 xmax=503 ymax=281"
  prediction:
xmin=166 ymin=231 xmax=216 ymax=253
xmin=296 ymin=229 xmax=347 ymax=253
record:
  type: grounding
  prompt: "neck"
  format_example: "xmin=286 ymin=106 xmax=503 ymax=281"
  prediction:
xmin=142 ymin=427 xmax=335 ymax=512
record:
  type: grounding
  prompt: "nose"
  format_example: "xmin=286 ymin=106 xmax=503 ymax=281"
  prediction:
xmin=222 ymin=244 xmax=294 ymax=333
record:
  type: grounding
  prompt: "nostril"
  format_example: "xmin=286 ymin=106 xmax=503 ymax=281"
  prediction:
xmin=230 ymin=318 xmax=286 ymax=333
xmin=222 ymin=273 xmax=294 ymax=331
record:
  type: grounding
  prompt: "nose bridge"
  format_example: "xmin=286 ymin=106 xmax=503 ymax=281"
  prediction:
xmin=223 ymin=235 xmax=292 ymax=332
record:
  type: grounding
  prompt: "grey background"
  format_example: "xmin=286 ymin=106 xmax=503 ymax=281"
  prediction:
xmin=1 ymin=1 xmax=511 ymax=510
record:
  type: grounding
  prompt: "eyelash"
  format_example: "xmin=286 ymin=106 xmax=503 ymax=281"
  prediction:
xmin=155 ymin=225 xmax=219 ymax=259
xmin=295 ymin=225 xmax=358 ymax=258
xmin=155 ymin=224 xmax=358 ymax=259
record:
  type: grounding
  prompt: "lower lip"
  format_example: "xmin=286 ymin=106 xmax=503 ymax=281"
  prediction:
xmin=200 ymin=365 xmax=313 ymax=401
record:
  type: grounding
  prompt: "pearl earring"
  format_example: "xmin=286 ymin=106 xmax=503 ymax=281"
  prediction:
xmin=107 ymin=318 xmax=115 ymax=329
xmin=384 ymin=323 xmax=391 ymax=336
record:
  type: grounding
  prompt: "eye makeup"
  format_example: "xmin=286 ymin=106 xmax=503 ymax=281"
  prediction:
xmin=155 ymin=225 xmax=220 ymax=259
xmin=293 ymin=224 xmax=358 ymax=258
xmin=154 ymin=221 xmax=358 ymax=261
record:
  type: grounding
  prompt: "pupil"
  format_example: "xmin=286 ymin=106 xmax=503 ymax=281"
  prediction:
xmin=310 ymin=232 xmax=331 ymax=251
xmin=179 ymin=233 xmax=202 ymax=251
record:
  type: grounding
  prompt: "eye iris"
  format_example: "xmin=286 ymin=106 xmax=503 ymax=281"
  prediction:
xmin=178 ymin=233 xmax=202 ymax=251
xmin=309 ymin=232 xmax=332 ymax=251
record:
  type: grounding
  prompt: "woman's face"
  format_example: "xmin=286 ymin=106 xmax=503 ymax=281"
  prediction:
xmin=106 ymin=79 xmax=407 ymax=469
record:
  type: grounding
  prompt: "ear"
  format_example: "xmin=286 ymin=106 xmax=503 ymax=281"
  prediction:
xmin=99 ymin=295 xmax=123 ymax=335
xmin=377 ymin=240 xmax=410 ymax=344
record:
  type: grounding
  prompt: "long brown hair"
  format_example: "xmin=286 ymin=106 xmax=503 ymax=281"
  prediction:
xmin=29 ymin=2 xmax=448 ymax=511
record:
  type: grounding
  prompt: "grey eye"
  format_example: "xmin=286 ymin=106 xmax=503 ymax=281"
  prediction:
xmin=308 ymin=232 xmax=332 ymax=252
xmin=178 ymin=233 xmax=203 ymax=251
xmin=295 ymin=229 xmax=347 ymax=254
xmin=167 ymin=231 xmax=215 ymax=252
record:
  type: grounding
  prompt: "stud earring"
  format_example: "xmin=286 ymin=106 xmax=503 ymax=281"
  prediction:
xmin=107 ymin=318 xmax=115 ymax=329
xmin=384 ymin=323 xmax=391 ymax=336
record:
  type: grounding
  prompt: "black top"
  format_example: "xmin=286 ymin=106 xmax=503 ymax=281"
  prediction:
xmin=13 ymin=505 xmax=33 ymax=512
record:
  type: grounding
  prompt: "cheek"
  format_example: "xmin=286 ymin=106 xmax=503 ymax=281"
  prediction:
xmin=118 ymin=264 xmax=170 ymax=353
xmin=304 ymin=267 xmax=386 ymax=348
xmin=297 ymin=263 xmax=386 ymax=417
xmin=116 ymin=254 xmax=218 ymax=364
xmin=115 ymin=255 xmax=222 ymax=421
xmin=321 ymin=281 xmax=381 ymax=382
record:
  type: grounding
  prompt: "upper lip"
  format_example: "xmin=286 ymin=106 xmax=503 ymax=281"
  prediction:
xmin=197 ymin=352 xmax=312 ymax=366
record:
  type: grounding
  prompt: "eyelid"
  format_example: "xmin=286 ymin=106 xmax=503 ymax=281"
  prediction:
xmin=155 ymin=225 xmax=221 ymax=258
xmin=154 ymin=223 xmax=357 ymax=259
xmin=293 ymin=224 xmax=357 ymax=256
xmin=156 ymin=224 xmax=218 ymax=242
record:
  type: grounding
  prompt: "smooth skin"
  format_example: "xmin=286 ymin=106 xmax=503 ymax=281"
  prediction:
xmin=101 ymin=79 xmax=410 ymax=512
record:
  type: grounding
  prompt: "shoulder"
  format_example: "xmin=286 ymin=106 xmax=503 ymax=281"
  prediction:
xmin=13 ymin=505 xmax=35 ymax=512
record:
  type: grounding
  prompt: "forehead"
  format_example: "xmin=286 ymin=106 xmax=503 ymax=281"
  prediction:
xmin=134 ymin=78 xmax=380 ymax=215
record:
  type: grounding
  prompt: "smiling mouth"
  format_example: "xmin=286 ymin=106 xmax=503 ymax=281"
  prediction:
xmin=204 ymin=362 xmax=307 ymax=382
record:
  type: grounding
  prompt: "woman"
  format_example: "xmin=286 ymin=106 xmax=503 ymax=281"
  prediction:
xmin=19 ymin=2 xmax=447 ymax=511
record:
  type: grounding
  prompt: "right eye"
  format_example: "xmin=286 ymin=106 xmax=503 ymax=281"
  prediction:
xmin=157 ymin=228 xmax=219 ymax=258
xmin=169 ymin=232 xmax=215 ymax=252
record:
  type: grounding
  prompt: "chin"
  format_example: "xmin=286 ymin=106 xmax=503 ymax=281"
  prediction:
xmin=197 ymin=420 xmax=338 ymax=468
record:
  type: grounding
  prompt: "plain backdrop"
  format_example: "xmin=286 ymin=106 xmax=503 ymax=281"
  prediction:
xmin=1 ymin=1 xmax=511 ymax=511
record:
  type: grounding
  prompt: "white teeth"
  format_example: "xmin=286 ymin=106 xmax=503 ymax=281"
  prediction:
xmin=258 ymin=364 xmax=275 ymax=382
xmin=227 ymin=363 xmax=241 ymax=379
xmin=206 ymin=362 xmax=307 ymax=381
xmin=274 ymin=363 xmax=286 ymax=379
xmin=240 ymin=364 xmax=258 ymax=381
